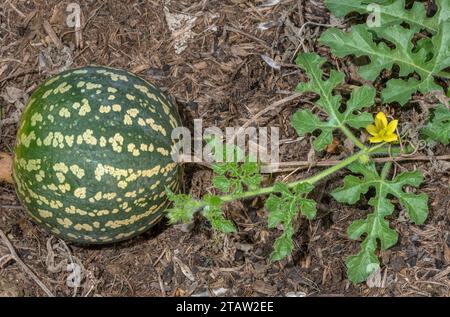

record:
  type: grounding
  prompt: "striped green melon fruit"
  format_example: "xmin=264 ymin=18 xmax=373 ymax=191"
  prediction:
xmin=13 ymin=66 xmax=182 ymax=244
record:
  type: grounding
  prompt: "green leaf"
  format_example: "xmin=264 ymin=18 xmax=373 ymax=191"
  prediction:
xmin=344 ymin=85 xmax=376 ymax=128
xmin=212 ymin=160 xmax=262 ymax=195
xmin=421 ymin=104 xmax=450 ymax=145
xmin=271 ymin=227 xmax=294 ymax=262
xmin=333 ymin=162 xmax=428 ymax=224
xmin=212 ymin=175 xmax=231 ymax=192
xmin=167 ymin=191 xmax=236 ymax=234
xmin=200 ymin=140 xmax=263 ymax=235
xmin=291 ymin=109 xmax=333 ymax=150
xmin=241 ymin=162 xmax=263 ymax=190
xmin=325 ymin=0 xmax=391 ymax=19
xmin=166 ymin=188 xmax=205 ymax=224
xmin=320 ymin=21 xmax=450 ymax=105
xmin=266 ymin=182 xmax=316 ymax=261
xmin=294 ymin=182 xmax=316 ymax=195
xmin=292 ymin=53 xmax=375 ymax=150
xmin=346 ymin=196 xmax=399 ymax=284
xmin=346 ymin=238 xmax=380 ymax=284
xmin=299 ymin=199 xmax=317 ymax=220
xmin=273 ymin=182 xmax=292 ymax=195
xmin=211 ymin=163 xmax=230 ymax=175
xmin=202 ymin=195 xmax=236 ymax=233
xmin=324 ymin=0 xmax=449 ymax=34
xmin=381 ymin=78 xmax=423 ymax=106
xmin=211 ymin=138 xmax=262 ymax=195
xmin=331 ymin=162 xmax=429 ymax=283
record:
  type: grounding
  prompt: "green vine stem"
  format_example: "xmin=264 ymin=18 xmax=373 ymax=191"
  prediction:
xmin=380 ymin=161 xmax=393 ymax=180
xmin=218 ymin=142 xmax=386 ymax=203
xmin=339 ymin=125 xmax=368 ymax=151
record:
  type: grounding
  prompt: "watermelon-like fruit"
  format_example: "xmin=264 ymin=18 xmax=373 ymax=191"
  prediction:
xmin=13 ymin=66 xmax=182 ymax=244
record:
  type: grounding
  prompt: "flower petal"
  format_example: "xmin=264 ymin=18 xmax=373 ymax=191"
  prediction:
xmin=383 ymin=133 xmax=398 ymax=143
xmin=386 ymin=119 xmax=398 ymax=134
xmin=366 ymin=124 xmax=379 ymax=136
xmin=375 ymin=112 xmax=388 ymax=129
xmin=369 ymin=136 xmax=384 ymax=143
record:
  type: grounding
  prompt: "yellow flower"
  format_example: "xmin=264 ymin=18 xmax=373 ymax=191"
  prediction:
xmin=366 ymin=112 xmax=398 ymax=143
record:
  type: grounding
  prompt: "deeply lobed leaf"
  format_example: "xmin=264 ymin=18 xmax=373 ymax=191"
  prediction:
xmin=202 ymin=195 xmax=236 ymax=233
xmin=166 ymin=191 xmax=236 ymax=234
xmin=331 ymin=162 xmax=428 ymax=283
xmin=421 ymin=104 xmax=450 ymax=145
xmin=212 ymin=161 xmax=262 ymax=195
xmin=166 ymin=188 xmax=205 ymax=224
xmin=292 ymin=53 xmax=375 ymax=150
xmin=266 ymin=182 xmax=317 ymax=261
xmin=210 ymin=137 xmax=262 ymax=195
xmin=325 ymin=0 xmax=449 ymax=34
xmin=320 ymin=11 xmax=450 ymax=105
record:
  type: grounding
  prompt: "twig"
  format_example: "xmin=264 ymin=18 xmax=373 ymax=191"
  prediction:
xmin=7 ymin=1 xmax=27 ymax=19
xmin=231 ymin=92 xmax=303 ymax=143
xmin=297 ymin=0 xmax=305 ymax=26
xmin=43 ymin=20 xmax=63 ymax=50
xmin=182 ymin=154 xmax=450 ymax=173
xmin=291 ymin=22 xmax=335 ymax=62
xmin=153 ymin=247 xmax=168 ymax=266
xmin=265 ymin=154 xmax=450 ymax=172
xmin=0 ymin=70 xmax=40 ymax=85
xmin=224 ymin=25 xmax=271 ymax=50
xmin=0 ymin=229 xmax=55 ymax=297
xmin=0 ymin=254 xmax=14 ymax=266
xmin=0 ymin=205 xmax=24 ymax=210
xmin=157 ymin=273 xmax=166 ymax=297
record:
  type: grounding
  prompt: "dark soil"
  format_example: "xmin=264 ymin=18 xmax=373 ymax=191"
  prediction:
xmin=0 ymin=0 xmax=449 ymax=297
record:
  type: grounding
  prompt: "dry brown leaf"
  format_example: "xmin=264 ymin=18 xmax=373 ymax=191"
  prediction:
xmin=326 ymin=137 xmax=340 ymax=153
xmin=173 ymin=256 xmax=196 ymax=282
xmin=444 ymin=244 xmax=450 ymax=265
xmin=0 ymin=153 xmax=13 ymax=184
xmin=2 ymin=86 xmax=24 ymax=103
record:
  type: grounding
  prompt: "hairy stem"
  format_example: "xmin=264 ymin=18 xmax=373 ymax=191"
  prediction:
xmin=220 ymin=143 xmax=385 ymax=203
xmin=380 ymin=162 xmax=392 ymax=180
xmin=339 ymin=124 xmax=367 ymax=151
